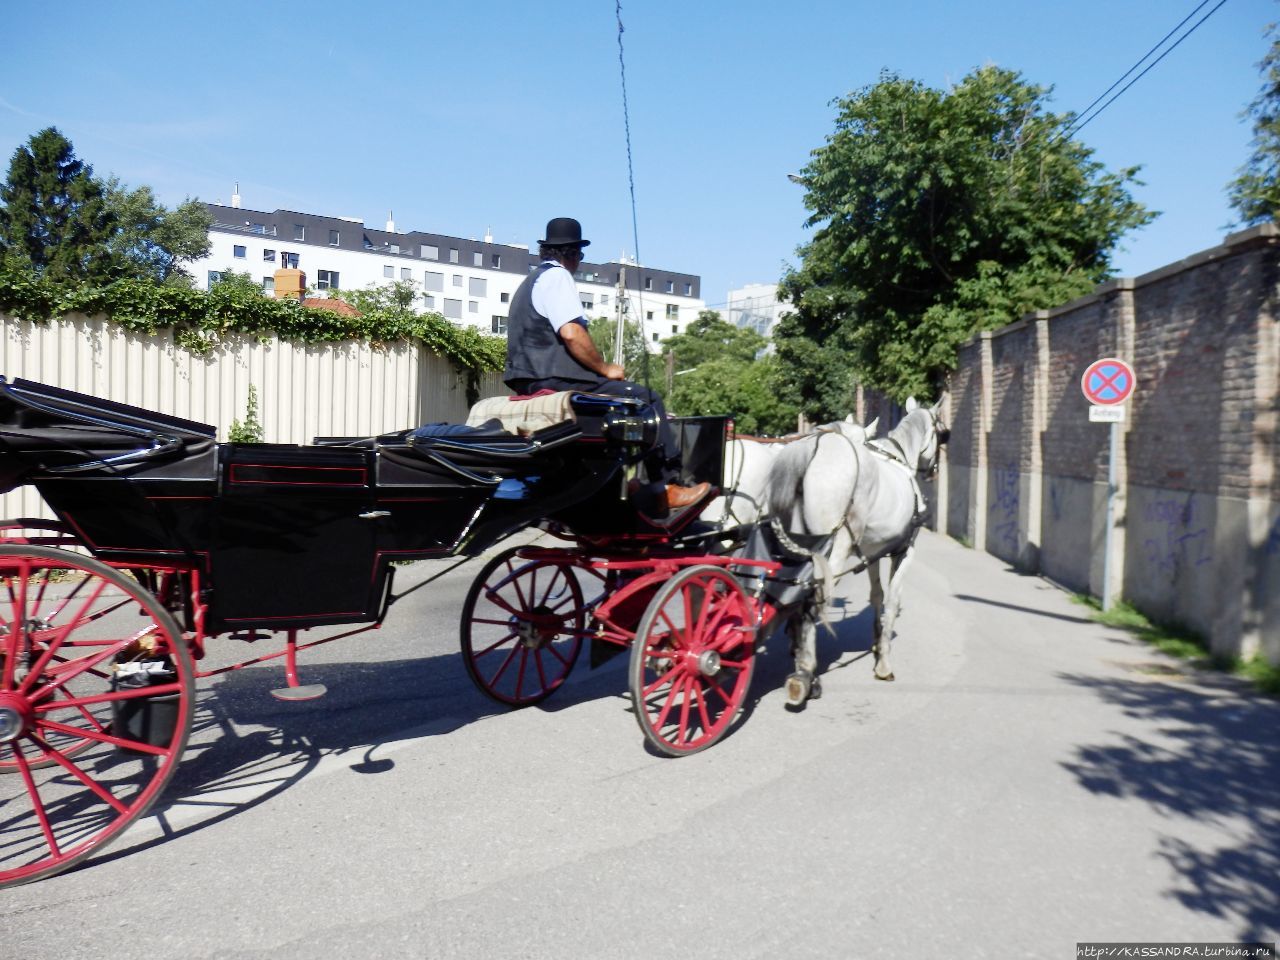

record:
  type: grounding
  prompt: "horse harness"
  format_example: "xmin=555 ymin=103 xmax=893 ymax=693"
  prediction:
xmin=768 ymin=427 xmax=929 ymax=576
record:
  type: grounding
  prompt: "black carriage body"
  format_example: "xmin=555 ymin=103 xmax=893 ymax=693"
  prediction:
xmin=0 ymin=377 xmax=715 ymax=632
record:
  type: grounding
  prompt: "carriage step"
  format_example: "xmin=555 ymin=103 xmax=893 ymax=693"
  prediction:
xmin=270 ymin=683 xmax=327 ymax=701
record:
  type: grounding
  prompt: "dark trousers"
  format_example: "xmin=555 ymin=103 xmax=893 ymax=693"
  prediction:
xmin=507 ymin=376 xmax=680 ymax=476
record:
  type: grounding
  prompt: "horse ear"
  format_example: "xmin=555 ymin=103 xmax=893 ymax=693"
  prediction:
xmin=845 ymin=414 xmax=854 ymax=423
xmin=905 ymin=397 xmax=919 ymax=413
xmin=865 ymin=416 xmax=879 ymax=435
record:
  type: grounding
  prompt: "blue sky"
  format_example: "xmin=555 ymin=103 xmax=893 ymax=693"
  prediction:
xmin=0 ymin=0 xmax=1271 ymax=309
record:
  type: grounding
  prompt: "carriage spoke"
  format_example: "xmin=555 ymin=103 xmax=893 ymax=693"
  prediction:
xmin=514 ymin=646 xmax=530 ymax=700
xmin=474 ymin=630 xmax=520 ymax=658
xmin=693 ymin=679 xmax=713 ymax=734
xmin=19 ymin=578 xmax=111 ymax=693
xmin=38 ymin=716 xmax=171 ymax=757
xmin=12 ymin=745 xmax=62 ymax=860
xmin=676 ymin=675 xmax=694 ymax=744
xmin=26 ymin=733 xmax=131 ymax=814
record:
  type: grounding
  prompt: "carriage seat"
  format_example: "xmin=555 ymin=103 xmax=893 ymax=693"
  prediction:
xmin=464 ymin=390 xmax=576 ymax=436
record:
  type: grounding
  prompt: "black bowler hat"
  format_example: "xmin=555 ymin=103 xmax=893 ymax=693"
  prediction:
xmin=541 ymin=217 xmax=590 ymax=248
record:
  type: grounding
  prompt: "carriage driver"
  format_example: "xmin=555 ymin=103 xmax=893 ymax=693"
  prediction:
xmin=504 ymin=216 xmax=709 ymax=511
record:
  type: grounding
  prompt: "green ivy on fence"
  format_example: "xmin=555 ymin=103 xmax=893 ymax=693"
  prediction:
xmin=0 ymin=264 xmax=506 ymax=402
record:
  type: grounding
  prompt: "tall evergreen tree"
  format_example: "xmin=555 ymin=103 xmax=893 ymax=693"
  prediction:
xmin=0 ymin=127 xmax=115 ymax=281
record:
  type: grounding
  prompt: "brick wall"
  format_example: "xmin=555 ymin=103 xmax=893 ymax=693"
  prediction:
xmin=927 ymin=224 xmax=1280 ymax=663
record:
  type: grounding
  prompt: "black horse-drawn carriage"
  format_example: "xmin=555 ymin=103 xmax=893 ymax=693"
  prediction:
xmin=0 ymin=376 xmax=822 ymax=886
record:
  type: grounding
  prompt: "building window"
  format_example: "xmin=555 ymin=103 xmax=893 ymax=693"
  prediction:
xmin=468 ymin=277 xmax=487 ymax=297
xmin=424 ymin=271 xmax=444 ymax=292
xmin=329 ymin=229 xmax=340 ymax=246
xmin=249 ymin=222 xmax=267 ymax=235
xmin=491 ymin=253 xmax=502 ymax=269
xmin=581 ymin=297 xmax=594 ymax=311
xmin=282 ymin=252 xmax=299 ymax=269
xmin=672 ymin=324 xmax=678 ymax=334
xmin=423 ymin=244 xmax=438 ymax=260
xmin=666 ymin=304 xmax=679 ymax=319
xmin=383 ymin=265 xmax=394 ymax=278
xmin=424 ymin=294 xmax=436 ymax=308
xmin=452 ymin=274 xmax=463 ymax=287
xmin=491 ymin=316 xmax=507 ymax=335
xmin=646 ymin=311 xmax=654 ymax=321
xmin=443 ymin=298 xmax=462 ymax=319
xmin=666 ymin=280 xmax=674 ymax=293
xmin=263 ymin=248 xmax=276 ymax=262
xmin=449 ymin=248 xmax=459 ymax=263
xmin=401 ymin=267 xmax=412 ymax=280
xmin=652 ymin=332 xmax=659 ymax=342
xmin=601 ymin=294 xmax=609 ymax=306
xmin=389 ymin=244 xmax=399 ymax=255
xmin=233 ymin=245 xmax=246 ymax=258
xmin=262 ymin=276 xmax=274 ymax=292
xmin=468 ymin=301 xmax=478 ymax=313
xmin=684 ymin=282 xmax=692 ymax=296
xmin=500 ymin=291 xmax=510 ymax=304
xmin=207 ymin=270 xmax=223 ymax=287
xmin=472 ymin=251 xmax=483 ymax=267
xmin=317 ymin=270 xmax=340 ymax=290
xmin=293 ymin=224 xmax=305 ymax=241
xmin=644 ymin=277 xmax=653 ymax=291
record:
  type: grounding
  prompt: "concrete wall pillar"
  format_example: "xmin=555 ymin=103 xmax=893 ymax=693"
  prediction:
xmin=1091 ymin=279 xmax=1135 ymax=605
xmin=971 ymin=331 xmax=993 ymax=551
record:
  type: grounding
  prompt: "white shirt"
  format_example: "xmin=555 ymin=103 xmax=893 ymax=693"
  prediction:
xmin=530 ymin=260 xmax=587 ymax=332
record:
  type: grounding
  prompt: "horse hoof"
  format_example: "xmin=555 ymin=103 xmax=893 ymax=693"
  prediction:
xmin=784 ymin=672 xmax=811 ymax=708
xmin=874 ymin=671 xmax=895 ymax=682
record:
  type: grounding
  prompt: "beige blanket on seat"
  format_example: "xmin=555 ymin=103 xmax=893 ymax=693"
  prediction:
xmin=464 ymin=391 xmax=577 ymax=435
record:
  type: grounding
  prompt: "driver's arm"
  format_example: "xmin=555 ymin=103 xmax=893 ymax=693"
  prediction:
xmin=560 ymin=322 xmax=624 ymax=380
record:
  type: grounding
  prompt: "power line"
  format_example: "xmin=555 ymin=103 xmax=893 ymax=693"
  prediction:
xmin=615 ymin=1 xmax=652 ymax=382
xmin=1058 ymin=0 xmax=1230 ymax=143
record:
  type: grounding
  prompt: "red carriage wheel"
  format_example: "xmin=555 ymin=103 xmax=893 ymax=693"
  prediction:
xmin=0 ymin=545 xmax=194 ymax=887
xmin=628 ymin=565 xmax=756 ymax=756
xmin=460 ymin=546 xmax=588 ymax=707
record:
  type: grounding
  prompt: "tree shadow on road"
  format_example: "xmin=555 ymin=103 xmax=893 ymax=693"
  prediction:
xmin=1058 ymin=669 xmax=1280 ymax=941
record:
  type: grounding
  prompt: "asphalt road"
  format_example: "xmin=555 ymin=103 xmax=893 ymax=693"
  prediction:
xmin=3 ymin=528 xmax=1277 ymax=959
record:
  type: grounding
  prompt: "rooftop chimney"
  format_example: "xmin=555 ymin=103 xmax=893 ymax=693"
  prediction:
xmin=386 ymin=210 xmax=396 ymax=233
xmin=231 ymin=182 xmax=241 ymax=209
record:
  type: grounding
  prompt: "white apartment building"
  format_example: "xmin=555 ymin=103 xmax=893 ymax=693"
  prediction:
xmin=184 ymin=204 xmax=705 ymax=348
xmin=725 ymin=282 xmax=787 ymax=338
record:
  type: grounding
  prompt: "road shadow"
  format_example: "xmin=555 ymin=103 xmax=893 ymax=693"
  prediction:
xmin=1058 ymin=669 xmax=1280 ymax=941
xmin=86 ymin=648 xmax=529 ymax=875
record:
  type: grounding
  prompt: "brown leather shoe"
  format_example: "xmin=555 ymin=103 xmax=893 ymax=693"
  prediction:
xmin=664 ymin=481 xmax=710 ymax=509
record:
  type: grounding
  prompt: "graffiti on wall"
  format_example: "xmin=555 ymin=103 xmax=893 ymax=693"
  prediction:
xmin=992 ymin=463 xmax=1020 ymax=555
xmin=1142 ymin=496 xmax=1211 ymax=576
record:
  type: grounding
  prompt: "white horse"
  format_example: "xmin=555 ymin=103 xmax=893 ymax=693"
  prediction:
xmin=702 ymin=417 xmax=877 ymax=529
xmin=766 ymin=398 xmax=948 ymax=703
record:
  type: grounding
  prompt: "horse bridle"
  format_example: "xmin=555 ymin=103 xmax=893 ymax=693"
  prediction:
xmin=920 ymin=406 xmax=950 ymax=480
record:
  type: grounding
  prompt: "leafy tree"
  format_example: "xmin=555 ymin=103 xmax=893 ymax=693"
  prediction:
xmin=667 ymin=354 xmax=798 ymax=435
xmin=101 ymin=177 xmax=213 ymax=285
xmin=587 ymin=315 xmax=650 ymax=379
xmin=0 ymin=127 xmax=115 ymax=281
xmin=1228 ymin=21 xmax=1280 ymax=225
xmin=661 ymin=310 xmax=765 ymax=369
xmin=779 ymin=67 xmax=1155 ymax=414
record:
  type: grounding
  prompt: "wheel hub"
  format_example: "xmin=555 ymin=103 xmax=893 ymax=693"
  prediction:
xmin=696 ymin=650 xmax=722 ymax=677
xmin=0 ymin=693 xmax=32 ymax=744
xmin=513 ymin=605 xmax=559 ymax=649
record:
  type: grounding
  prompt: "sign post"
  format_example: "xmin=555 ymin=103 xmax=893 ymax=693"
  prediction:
xmin=1081 ymin=358 xmax=1135 ymax=612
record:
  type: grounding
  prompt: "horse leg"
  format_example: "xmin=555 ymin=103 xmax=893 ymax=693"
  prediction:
xmin=784 ymin=616 xmax=822 ymax=707
xmin=875 ymin=548 xmax=916 ymax=682
xmin=867 ymin=560 xmax=889 ymax=678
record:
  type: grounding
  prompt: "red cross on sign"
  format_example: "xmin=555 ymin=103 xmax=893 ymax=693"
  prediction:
xmin=1081 ymin=357 xmax=1135 ymax=406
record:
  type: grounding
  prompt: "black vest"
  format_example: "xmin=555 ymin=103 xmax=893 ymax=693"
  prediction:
xmin=504 ymin=262 xmax=595 ymax=386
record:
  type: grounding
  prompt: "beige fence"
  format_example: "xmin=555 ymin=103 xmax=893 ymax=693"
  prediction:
xmin=0 ymin=311 xmax=506 ymax=520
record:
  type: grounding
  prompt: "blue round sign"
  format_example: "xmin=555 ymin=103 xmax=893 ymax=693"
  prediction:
xmin=1081 ymin=357 xmax=1135 ymax=406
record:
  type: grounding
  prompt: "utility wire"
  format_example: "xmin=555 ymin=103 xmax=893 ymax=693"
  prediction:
xmin=616 ymin=0 xmax=651 ymax=386
xmin=1058 ymin=0 xmax=1230 ymax=142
